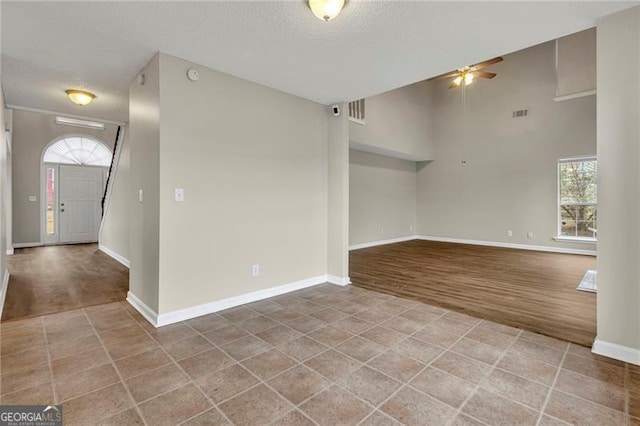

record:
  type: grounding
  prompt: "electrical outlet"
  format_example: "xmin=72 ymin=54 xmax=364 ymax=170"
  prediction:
xmin=380 ymin=226 xmax=384 ymax=235
xmin=28 ymin=195 xmax=37 ymax=202
xmin=527 ymin=232 xmax=534 ymax=239
xmin=252 ymin=264 xmax=260 ymax=276
xmin=507 ymin=230 xmax=513 ymax=237
xmin=138 ymin=189 xmax=144 ymax=203
xmin=410 ymin=224 xmax=414 ymax=232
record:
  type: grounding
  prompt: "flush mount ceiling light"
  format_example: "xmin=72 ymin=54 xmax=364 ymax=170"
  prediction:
xmin=65 ymin=89 xmax=96 ymax=106
xmin=308 ymin=0 xmax=345 ymax=22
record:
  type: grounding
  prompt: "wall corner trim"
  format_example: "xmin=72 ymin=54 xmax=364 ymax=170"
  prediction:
xmin=349 ymin=235 xmax=418 ymax=251
xmin=155 ymin=274 xmax=329 ymax=327
xmin=417 ymin=236 xmax=597 ymax=256
xmin=126 ymin=291 xmax=159 ymax=327
xmin=592 ymin=338 xmax=640 ymax=366
xmin=98 ymin=244 xmax=130 ymax=268
xmin=0 ymin=270 xmax=10 ymax=320
xmin=327 ymin=275 xmax=351 ymax=286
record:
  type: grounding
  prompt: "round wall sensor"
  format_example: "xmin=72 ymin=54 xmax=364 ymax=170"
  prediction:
xmin=187 ymin=69 xmax=200 ymax=82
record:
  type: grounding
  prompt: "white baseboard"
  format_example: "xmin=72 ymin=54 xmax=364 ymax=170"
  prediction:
xmin=417 ymin=235 xmax=597 ymax=256
xmin=13 ymin=242 xmax=42 ymax=249
xmin=6 ymin=247 xmax=13 ymax=255
xmin=327 ymin=275 xmax=351 ymax=286
xmin=156 ymin=274 xmax=328 ymax=326
xmin=0 ymin=270 xmax=9 ymax=319
xmin=98 ymin=244 xmax=130 ymax=268
xmin=592 ymin=338 xmax=640 ymax=366
xmin=349 ymin=235 xmax=417 ymax=251
xmin=126 ymin=291 xmax=159 ymax=327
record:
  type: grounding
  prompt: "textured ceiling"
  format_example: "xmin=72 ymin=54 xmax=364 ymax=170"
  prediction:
xmin=1 ymin=1 xmax=637 ymax=123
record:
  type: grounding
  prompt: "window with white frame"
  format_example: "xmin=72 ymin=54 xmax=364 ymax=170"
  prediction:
xmin=43 ymin=136 xmax=112 ymax=167
xmin=558 ymin=157 xmax=597 ymax=240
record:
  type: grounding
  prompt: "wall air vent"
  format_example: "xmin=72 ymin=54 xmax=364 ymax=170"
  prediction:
xmin=348 ymin=99 xmax=365 ymax=124
xmin=512 ymin=109 xmax=529 ymax=118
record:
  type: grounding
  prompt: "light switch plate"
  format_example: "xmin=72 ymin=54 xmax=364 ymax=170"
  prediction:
xmin=175 ymin=188 xmax=184 ymax=202
xmin=28 ymin=195 xmax=37 ymax=202
xmin=138 ymin=189 xmax=143 ymax=203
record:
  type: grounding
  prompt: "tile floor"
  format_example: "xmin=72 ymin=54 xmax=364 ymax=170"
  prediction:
xmin=0 ymin=283 xmax=637 ymax=425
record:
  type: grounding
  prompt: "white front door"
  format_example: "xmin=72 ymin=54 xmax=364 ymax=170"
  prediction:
xmin=59 ymin=165 xmax=104 ymax=243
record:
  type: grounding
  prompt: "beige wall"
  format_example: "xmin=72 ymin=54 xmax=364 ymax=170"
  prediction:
xmin=349 ymin=149 xmax=416 ymax=246
xmin=11 ymin=109 xmax=118 ymax=244
xmin=416 ymin=41 xmax=597 ymax=251
xmin=327 ymin=104 xmax=349 ymax=281
xmin=156 ymin=53 xmax=328 ymax=314
xmin=99 ymin=127 xmax=130 ymax=262
xmin=556 ymin=28 xmax=597 ymax=98
xmin=129 ymin=54 xmax=160 ymax=312
xmin=349 ymin=81 xmax=433 ymax=161
xmin=595 ymin=6 xmax=640 ymax=355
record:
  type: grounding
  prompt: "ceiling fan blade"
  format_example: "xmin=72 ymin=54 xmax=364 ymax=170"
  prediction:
xmin=427 ymin=71 xmax=462 ymax=82
xmin=473 ymin=71 xmax=497 ymax=79
xmin=469 ymin=57 xmax=503 ymax=71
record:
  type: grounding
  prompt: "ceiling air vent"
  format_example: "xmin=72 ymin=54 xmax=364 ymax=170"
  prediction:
xmin=349 ymin=99 xmax=365 ymax=124
xmin=512 ymin=109 xmax=529 ymax=118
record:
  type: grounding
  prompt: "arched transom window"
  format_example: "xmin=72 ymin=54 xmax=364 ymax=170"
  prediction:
xmin=43 ymin=136 xmax=112 ymax=166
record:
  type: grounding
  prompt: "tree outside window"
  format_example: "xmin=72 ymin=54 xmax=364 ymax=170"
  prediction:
xmin=558 ymin=158 xmax=597 ymax=240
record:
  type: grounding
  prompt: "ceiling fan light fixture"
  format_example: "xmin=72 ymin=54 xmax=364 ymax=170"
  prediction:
xmin=65 ymin=89 xmax=96 ymax=106
xmin=453 ymin=76 xmax=463 ymax=86
xmin=308 ymin=0 xmax=345 ymax=22
xmin=464 ymin=73 xmax=474 ymax=86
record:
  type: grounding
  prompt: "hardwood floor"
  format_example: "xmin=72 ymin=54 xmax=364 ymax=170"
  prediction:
xmin=2 ymin=243 xmax=129 ymax=322
xmin=350 ymin=240 xmax=597 ymax=346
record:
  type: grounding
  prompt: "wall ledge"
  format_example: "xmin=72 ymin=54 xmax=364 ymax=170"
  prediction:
xmin=126 ymin=291 xmax=159 ymax=327
xmin=147 ymin=274 xmax=331 ymax=327
xmin=592 ymin=338 xmax=640 ymax=366
xmin=98 ymin=244 xmax=130 ymax=268
xmin=327 ymin=275 xmax=351 ymax=286
xmin=417 ymin=235 xmax=597 ymax=256
xmin=349 ymin=235 xmax=417 ymax=251
xmin=13 ymin=242 xmax=42 ymax=249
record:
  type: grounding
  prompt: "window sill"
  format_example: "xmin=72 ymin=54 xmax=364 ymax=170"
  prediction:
xmin=553 ymin=236 xmax=597 ymax=244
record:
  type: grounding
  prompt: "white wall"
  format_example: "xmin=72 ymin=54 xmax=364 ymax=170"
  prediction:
xmin=11 ymin=109 xmax=118 ymax=244
xmin=156 ymin=53 xmax=329 ymax=314
xmin=593 ymin=6 xmax=640 ymax=362
xmin=349 ymin=81 xmax=433 ymax=161
xmin=0 ymin=87 xmax=9 ymax=315
xmin=416 ymin=41 xmax=597 ymax=251
xmin=4 ymin=109 xmax=12 ymax=255
xmin=99 ymin=126 xmax=129 ymax=264
xmin=129 ymin=54 xmax=160 ymax=313
xmin=349 ymin=149 xmax=416 ymax=246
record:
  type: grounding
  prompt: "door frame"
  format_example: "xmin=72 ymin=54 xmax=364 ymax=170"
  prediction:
xmin=40 ymin=134 xmax=111 ymax=245
xmin=40 ymin=163 xmax=108 ymax=245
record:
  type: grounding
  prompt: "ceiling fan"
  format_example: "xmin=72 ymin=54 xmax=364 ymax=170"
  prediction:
xmin=427 ymin=57 xmax=503 ymax=89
